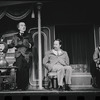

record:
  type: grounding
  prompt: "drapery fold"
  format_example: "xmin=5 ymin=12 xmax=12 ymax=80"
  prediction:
xmin=6 ymin=9 xmax=31 ymax=20
xmin=0 ymin=4 xmax=34 ymax=20
xmin=0 ymin=7 xmax=6 ymax=19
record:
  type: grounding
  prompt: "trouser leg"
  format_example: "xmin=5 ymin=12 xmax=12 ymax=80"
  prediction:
xmin=15 ymin=55 xmax=29 ymax=90
xmin=52 ymin=65 xmax=64 ymax=86
xmin=64 ymin=66 xmax=72 ymax=84
xmin=15 ymin=55 xmax=24 ymax=89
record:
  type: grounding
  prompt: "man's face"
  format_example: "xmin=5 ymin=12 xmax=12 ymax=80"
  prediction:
xmin=0 ymin=44 xmax=5 ymax=52
xmin=99 ymin=46 xmax=100 ymax=50
xmin=53 ymin=40 xmax=61 ymax=51
xmin=18 ymin=22 xmax=26 ymax=32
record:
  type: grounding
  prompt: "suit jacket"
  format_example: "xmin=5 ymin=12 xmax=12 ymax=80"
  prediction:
xmin=43 ymin=49 xmax=70 ymax=71
xmin=8 ymin=32 xmax=32 ymax=59
xmin=93 ymin=47 xmax=100 ymax=63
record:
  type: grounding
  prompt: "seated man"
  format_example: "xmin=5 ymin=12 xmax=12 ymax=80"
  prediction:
xmin=43 ymin=39 xmax=72 ymax=91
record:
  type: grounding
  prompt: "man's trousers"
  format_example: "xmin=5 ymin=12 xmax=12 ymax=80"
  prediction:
xmin=52 ymin=64 xmax=72 ymax=86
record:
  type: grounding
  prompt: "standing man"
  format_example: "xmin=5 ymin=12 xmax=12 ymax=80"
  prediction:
xmin=43 ymin=39 xmax=72 ymax=91
xmin=93 ymin=45 xmax=100 ymax=88
xmin=8 ymin=22 xmax=32 ymax=90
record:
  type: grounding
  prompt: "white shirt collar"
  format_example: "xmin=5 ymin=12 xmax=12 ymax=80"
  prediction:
xmin=52 ymin=49 xmax=62 ymax=55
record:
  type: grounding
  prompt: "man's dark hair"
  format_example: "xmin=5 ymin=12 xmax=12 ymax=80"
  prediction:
xmin=54 ymin=39 xmax=62 ymax=45
xmin=17 ymin=22 xmax=26 ymax=29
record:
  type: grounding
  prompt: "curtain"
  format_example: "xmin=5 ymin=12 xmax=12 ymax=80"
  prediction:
xmin=55 ymin=25 xmax=95 ymax=72
xmin=0 ymin=7 xmax=6 ymax=19
xmin=0 ymin=4 xmax=33 ymax=20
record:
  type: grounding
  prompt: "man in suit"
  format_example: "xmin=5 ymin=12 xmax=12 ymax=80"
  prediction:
xmin=43 ymin=39 xmax=72 ymax=91
xmin=93 ymin=45 xmax=100 ymax=88
xmin=8 ymin=22 xmax=32 ymax=90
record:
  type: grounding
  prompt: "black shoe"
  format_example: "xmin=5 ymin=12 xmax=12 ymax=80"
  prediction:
xmin=58 ymin=86 xmax=63 ymax=91
xmin=17 ymin=88 xmax=22 ymax=91
xmin=48 ymin=87 xmax=54 ymax=91
xmin=65 ymin=85 xmax=72 ymax=91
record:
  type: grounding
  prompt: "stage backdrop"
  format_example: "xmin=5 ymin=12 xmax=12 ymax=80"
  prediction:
xmin=55 ymin=24 xmax=95 ymax=72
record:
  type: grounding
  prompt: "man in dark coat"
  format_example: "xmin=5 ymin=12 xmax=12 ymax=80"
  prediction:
xmin=93 ymin=45 xmax=100 ymax=88
xmin=8 ymin=22 xmax=32 ymax=90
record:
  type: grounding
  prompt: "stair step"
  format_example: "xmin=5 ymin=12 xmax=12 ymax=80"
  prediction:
xmin=71 ymin=72 xmax=92 ymax=86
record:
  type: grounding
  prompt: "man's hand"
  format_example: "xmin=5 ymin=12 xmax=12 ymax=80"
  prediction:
xmin=29 ymin=43 xmax=31 ymax=48
xmin=58 ymin=58 xmax=66 ymax=66
xmin=18 ymin=41 xmax=22 ymax=45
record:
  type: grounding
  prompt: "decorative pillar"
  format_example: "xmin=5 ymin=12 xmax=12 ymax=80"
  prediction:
xmin=37 ymin=2 xmax=43 ymax=89
xmin=10 ymin=67 xmax=17 ymax=90
xmin=94 ymin=25 xmax=96 ymax=49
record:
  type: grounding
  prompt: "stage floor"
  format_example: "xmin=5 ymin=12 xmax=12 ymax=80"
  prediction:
xmin=0 ymin=88 xmax=100 ymax=100
xmin=0 ymin=87 xmax=100 ymax=96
